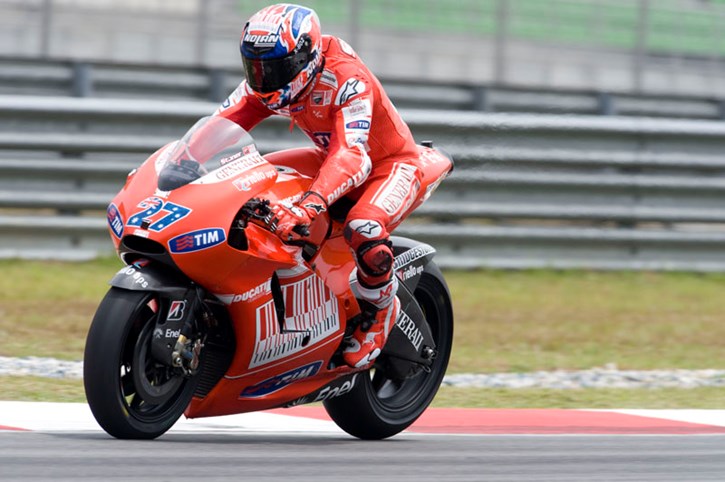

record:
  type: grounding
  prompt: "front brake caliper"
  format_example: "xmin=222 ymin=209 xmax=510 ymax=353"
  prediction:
xmin=150 ymin=288 xmax=203 ymax=376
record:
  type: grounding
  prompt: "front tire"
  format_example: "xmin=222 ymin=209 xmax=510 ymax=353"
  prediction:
xmin=324 ymin=265 xmax=453 ymax=439
xmin=83 ymin=288 xmax=200 ymax=439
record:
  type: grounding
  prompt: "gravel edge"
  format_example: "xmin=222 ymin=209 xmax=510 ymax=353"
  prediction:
xmin=2 ymin=356 xmax=725 ymax=389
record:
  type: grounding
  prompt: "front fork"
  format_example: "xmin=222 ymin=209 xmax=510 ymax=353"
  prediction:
xmin=150 ymin=285 xmax=207 ymax=377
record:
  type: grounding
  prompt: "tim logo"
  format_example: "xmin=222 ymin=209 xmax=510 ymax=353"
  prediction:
xmin=168 ymin=228 xmax=226 ymax=253
xmin=107 ymin=203 xmax=124 ymax=239
xmin=167 ymin=300 xmax=186 ymax=321
xmin=345 ymin=120 xmax=370 ymax=130
xmin=239 ymin=361 xmax=322 ymax=398
xmin=309 ymin=131 xmax=331 ymax=149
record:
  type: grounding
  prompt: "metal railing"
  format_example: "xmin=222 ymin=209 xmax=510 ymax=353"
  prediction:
xmin=2 ymin=95 xmax=725 ymax=270
xmin=2 ymin=56 xmax=725 ymax=120
xmin=3 ymin=0 xmax=725 ymax=96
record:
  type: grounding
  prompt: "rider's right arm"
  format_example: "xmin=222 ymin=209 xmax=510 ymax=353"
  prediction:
xmin=214 ymin=81 xmax=273 ymax=131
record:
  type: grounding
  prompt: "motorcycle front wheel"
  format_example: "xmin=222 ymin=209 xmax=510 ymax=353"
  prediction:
xmin=324 ymin=264 xmax=454 ymax=440
xmin=83 ymin=287 xmax=200 ymax=439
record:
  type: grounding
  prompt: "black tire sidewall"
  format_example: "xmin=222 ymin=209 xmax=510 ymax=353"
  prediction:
xmin=83 ymin=288 xmax=197 ymax=439
xmin=324 ymin=267 xmax=454 ymax=439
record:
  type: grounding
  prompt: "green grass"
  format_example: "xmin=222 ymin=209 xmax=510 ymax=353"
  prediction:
xmin=1 ymin=259 xmax=725 ymax=407
xmin=447 ymin=270 xmax=725 ymax=374
xmin=0 ymin=377 xmax=86 ymax=403
xmin=0 ymin=378 xmax=722 ymax=409
xmin=432 ymin=386 xmax=725 ymax=409
xmin=238 ymin=0 xmax=725 ymax=56
xmin=0 ymin=258 xmax=122 ymax=360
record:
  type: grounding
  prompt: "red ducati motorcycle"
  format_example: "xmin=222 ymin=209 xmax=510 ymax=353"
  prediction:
xmin=84 ymin=115 xmax=454 ymax=440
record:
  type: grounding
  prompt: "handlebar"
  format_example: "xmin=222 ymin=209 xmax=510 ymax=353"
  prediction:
xmin=239 ymin=198 xmax=311 ymax=245
xmin=240 ymin=198 xmax=274 ymax=226
xmin=292 ymin=224 xmax=310 ymax=238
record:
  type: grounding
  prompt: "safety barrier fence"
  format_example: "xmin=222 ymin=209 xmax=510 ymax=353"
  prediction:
xmin=5 ymin=0 xmax=725 ymax=97
xmin=2 ymin=95 xmax=725 ymax=271
xmin=2 ymin=56 xmax=725 ymax=120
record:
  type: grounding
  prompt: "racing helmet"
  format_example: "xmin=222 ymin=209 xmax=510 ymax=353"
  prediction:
xmin=240 ymin=4 xmax=322 ymax=110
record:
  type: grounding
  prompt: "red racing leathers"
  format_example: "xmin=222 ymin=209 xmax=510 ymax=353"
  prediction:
xmin=216 ymin=35 xmax=423 ymax=367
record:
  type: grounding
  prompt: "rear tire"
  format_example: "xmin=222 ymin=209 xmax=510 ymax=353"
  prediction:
xmin=83 ymin=288 xmax=200 ymax=439
xmin=324 ymin=266 xmax=453 ymax=439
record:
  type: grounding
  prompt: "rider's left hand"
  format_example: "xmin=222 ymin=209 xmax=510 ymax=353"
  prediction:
xmin=270 ymin=191 xmax=327 ymax=242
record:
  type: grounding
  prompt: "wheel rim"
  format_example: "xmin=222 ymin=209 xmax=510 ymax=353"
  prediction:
xmin=371 ymin=276 xmax=451 ymax=414
xmin=118 ymin=297 xmax=190 ymax=423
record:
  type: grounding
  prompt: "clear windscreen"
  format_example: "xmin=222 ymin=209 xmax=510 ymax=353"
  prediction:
xmin=157 ymin=116 xmax=258 ymax=191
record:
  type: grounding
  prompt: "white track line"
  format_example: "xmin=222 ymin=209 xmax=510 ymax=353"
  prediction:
xmin=0 ymin=401 xmax=343 ymax=434
xmin=605 ymin=409 xmax=725 ymax=428
xmin=4 ymin=402 xmax=725 ymax=434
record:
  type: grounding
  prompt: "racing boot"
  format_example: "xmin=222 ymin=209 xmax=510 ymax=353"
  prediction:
xmin=343 ymin=275 xmax=400 ymax=368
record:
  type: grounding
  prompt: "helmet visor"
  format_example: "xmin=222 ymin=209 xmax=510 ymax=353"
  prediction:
xmin=242 ymin=49 xmax=310 ymax=94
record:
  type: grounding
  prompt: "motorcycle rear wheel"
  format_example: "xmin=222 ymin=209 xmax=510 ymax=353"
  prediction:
xmin=83 ymin=287 xmax=200 ymax=439
xmin=323 ymin=265 xmax=453 ymax=439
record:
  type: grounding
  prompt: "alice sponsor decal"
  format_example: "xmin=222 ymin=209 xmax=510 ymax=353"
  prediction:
xmin=107 ymin=203 xmax=124 ymax=239
xmin=239 ymin=361 xmax=323 ymax=398
xmin=168 ymin=228 xmax=226 ymax=254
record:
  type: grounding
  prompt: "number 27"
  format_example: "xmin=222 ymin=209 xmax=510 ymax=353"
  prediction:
xmin=127 ymin=198 xmax=191 ymax=232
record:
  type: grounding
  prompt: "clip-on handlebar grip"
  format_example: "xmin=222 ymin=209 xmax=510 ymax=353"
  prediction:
xmin=292 ymin=224 xmax=310 ymax=238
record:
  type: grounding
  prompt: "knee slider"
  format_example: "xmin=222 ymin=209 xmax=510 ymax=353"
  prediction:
xmin=356 ymin=239 xmax=394 ymax=280
xmin=344 ymin=219 xmax=393 ymax=284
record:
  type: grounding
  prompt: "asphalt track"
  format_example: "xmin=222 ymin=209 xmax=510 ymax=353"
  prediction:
xmin=2 ymin=403 xmax=725 ymax=481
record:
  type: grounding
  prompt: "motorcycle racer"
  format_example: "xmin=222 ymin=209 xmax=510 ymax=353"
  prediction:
xmin=216 ymin=3 xmax=425 ymax=368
